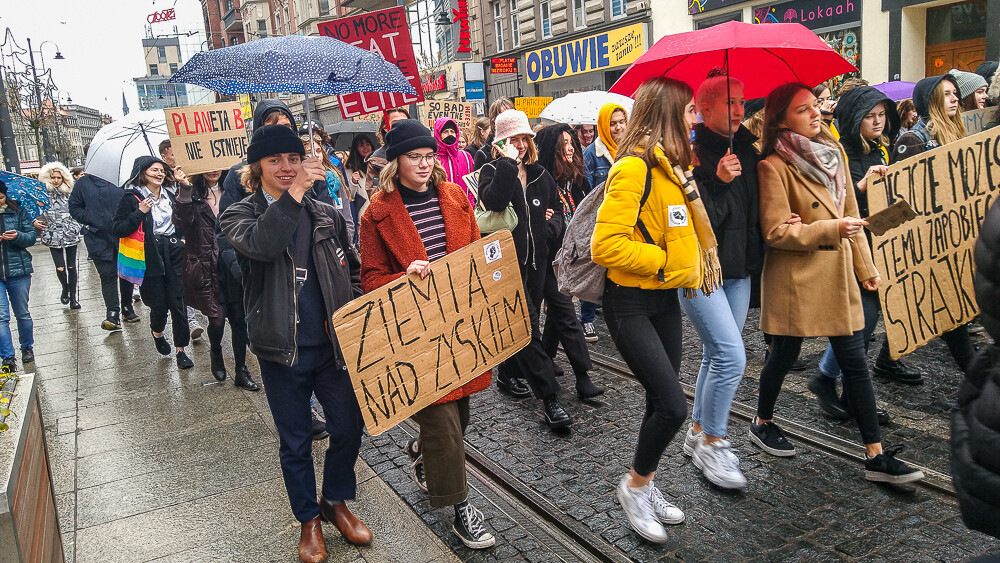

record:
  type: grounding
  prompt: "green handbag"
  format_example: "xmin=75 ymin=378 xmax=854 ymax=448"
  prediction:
xmin=467 ymin=170 xmax=518 ymax=235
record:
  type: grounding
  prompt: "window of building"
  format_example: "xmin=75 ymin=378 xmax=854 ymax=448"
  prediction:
xmin=285 ymin=7 xmax=291 ymax=33
xmin=926 ymin=0 xmax=986 ymax=45
xmin=231 ymin=35 xmax=239 ymax=45
xmin=319 ymin=0 xmax=330 ymax=14
xmin=540 ymin=1 xmax=551 ymax=38
xmin=156 ymin=46 xmax=167 ymax=61
xmin=169 ymin=62 xmax=178 ymax=74
xmin=276 ymin=13 xmax=281 ymax=32
xmin=573 ymin=0 xmax=585 ymax=28
xmin=149 ymin=64 xmax=159 ymax=76
xmin=258 ymin=19 xmax=267 ymax=37
xmin=611 ymin=0 xmax=626 ymax=18
xmin=493 ymin=2 xmax=504 ymax=51
xmin=510 ymin=0 xmax=520 ymax=47
xmin=225 ymin=0 xmax=234 ymax=12
xmin=694 ymin=10 xmax=741 ymax=29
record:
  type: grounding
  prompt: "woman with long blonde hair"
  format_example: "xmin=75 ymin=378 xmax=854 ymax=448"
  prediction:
xmin=37 ymin=162 xmax=81 ymax=309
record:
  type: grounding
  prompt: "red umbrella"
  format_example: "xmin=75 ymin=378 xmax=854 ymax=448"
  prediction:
xmin=609 ymin=21 xmax=857 ymax=99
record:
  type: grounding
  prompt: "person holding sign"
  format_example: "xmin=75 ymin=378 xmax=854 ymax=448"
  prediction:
xmin=219 ymin=125 xmax=367 ymax=563
xmin=752 ymin=82 xmax=924 ymax=486
xmin=112 ymin=156 xmax=194 ymax=370
xmin=892 ymin=74 xmax=978 ymax=374
xmin=358 ymin=119 xmax=496 ymax=550
xmin=478 ymin=109 xmax=571 ymax=431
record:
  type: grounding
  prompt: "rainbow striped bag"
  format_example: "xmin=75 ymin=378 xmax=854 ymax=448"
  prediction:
xmin=117 ymin=195 xmax=146 ymax=285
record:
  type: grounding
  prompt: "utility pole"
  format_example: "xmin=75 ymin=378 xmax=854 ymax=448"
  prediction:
xmin=26 ymin=38 xmax=53 ymax=165
xmin=0 ymin=64 xmax=20 ymax=173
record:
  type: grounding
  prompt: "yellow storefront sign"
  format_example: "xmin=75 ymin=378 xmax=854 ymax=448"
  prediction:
xmin=515 ymin=97 xmax=553 ymax=119
xmin=525 ymin=23 xmax=644 ymax=84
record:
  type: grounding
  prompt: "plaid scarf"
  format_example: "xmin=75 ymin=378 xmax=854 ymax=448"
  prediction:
xmin=775 ymin=130 xmax=847 ymax=211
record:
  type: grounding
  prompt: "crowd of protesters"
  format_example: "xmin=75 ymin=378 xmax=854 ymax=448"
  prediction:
xmin=7 ymin=54 xmax=998 ymax=560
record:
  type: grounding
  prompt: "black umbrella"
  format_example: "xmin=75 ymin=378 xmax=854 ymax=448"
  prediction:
xmin=327 ymin=121 xmax=380 ymax=152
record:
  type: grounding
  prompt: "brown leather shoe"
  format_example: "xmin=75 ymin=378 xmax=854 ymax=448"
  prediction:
xmin=319 ymin=496 xmax=373 ymax=546
xmin=298 ymin=515 xmax=328 ymax=563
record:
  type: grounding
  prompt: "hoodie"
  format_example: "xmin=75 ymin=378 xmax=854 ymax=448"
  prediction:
xmin=583 ymin=103 xmax=625 ymax=190
xmin=535 ymin=124 xmax=588 ymax=260
xmin=433 ymin=118 xmax=475 ymax=203
xmin=892 ymin=74 xmax=958 ymax=163
xmin=833 ymin=86 xmax=900 ymax=216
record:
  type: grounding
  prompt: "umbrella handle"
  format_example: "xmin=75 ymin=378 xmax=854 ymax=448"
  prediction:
xmin=304 ymin=92 xmax=316 ymax=158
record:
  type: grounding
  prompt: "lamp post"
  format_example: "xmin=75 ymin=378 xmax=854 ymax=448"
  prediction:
xmin=25 ymin=38 xmax=64 ymax=166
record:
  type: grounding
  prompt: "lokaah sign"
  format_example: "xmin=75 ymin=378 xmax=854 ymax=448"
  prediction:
xmin=164 ymin=102 xmax=248 ymax=176
xmin=332 ymin=230 xmax=530 ymax=434
xmin=868 ymin=127 xmax=1000 ymax=359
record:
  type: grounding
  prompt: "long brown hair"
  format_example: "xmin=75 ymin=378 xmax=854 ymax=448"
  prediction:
xmin=554 ymin=130 xmax=584 ymax=185
xmin=760 ymin=82 xmax=838 ymax=157
xmin=927 ymin=79 xmax=966 ymax=145
xmin=616 ymin=77 xmax=694 ymax=169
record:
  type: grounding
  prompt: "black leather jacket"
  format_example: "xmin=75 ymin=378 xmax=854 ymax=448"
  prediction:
xmin=220 ymin=190 xmax=361 ymax=366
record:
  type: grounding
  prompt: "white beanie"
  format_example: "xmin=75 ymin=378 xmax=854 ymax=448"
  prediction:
xmin=493 ymin=109 xmax=535 ymax=143
xmin=949 ymin=68 xmax=989 ymax=99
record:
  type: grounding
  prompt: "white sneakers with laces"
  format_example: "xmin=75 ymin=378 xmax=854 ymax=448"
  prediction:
xmin=616 ymin=474 xmax=684 ymax=543
xmin=692 ymin=439 xmax=747 ymax=490
xmin=682 ymin=425 xmax=703 ymax=457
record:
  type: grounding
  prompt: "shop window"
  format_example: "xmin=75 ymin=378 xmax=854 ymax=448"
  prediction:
xmin=574 ymin=0 xmax=585 ymax=28
xmin=926 ymin=0 xmax=986 ymax=45
xmin=540 ymin=1 xmax=551 ymax=38
xmin=611 ymin=0 xmax=626 ymax=18
xmin=510 ymin=0 xmax=520 ymax=47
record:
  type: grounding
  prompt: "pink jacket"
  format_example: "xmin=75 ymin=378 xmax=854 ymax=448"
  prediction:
xmin=434 ymin=118 xmax=475 ymax=204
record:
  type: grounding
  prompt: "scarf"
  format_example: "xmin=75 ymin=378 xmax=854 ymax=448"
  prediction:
xmin=557 ymin=181 xmax=577 ymax=223
xmin=775 ymin=130 xmax=847 ymax=211
xmin=596 ymin=103 xmax=625 ymax=160
xmin=671 ymin=164 xmax=723 ymax=298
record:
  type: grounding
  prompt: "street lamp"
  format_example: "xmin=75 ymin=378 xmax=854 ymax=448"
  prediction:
xmin=25 ymin=38 xmax=65 ymax=165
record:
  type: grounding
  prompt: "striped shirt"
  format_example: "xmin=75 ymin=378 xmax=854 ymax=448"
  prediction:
xmin=398 ymin=184 xmax=447 ymax=261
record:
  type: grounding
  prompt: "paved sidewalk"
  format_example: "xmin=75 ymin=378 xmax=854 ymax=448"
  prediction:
xmin=27 ymin=246 xmax=458 ymax=563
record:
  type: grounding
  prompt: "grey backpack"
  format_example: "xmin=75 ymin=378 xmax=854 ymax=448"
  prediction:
xmin=553 ymin=164 xmax=653 ymax=304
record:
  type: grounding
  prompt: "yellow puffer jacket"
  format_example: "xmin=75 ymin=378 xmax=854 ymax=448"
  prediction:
xmin=591 ymin=151 xmax=702 ymax=290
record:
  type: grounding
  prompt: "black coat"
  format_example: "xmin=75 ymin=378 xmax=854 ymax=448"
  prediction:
xmin=67 ymin=174 xmax=126 ymax=262
xmin=219 ymin=190 xmax=361 ymax=367
xmin=172 ymin=184 xmax=222 ymax=318
xmin=111 ymin=187 xmax=184 ymax=278
xmin=473 ymin=134 xmax=495 ymax=171
xmin=478 ymin=157 xmax=564 ymax=271
xmin=834 ymin=86 xmax=900 ymax=217
xmin=692 ymin=124 xmax=763 ymax=280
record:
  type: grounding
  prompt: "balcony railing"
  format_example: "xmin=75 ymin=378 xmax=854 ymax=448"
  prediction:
xmin=222 ymin=8 xmax=241 ymax=31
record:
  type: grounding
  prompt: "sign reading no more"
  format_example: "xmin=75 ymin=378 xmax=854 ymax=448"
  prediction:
xmin=332 ymin=231 xmax=531 ymax=435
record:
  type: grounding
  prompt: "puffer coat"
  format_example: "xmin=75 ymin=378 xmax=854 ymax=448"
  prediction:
xmin=0 ymin=204 xmax=36 ymax=280
xmin=172 ymin=184 xmax=222 ymax=319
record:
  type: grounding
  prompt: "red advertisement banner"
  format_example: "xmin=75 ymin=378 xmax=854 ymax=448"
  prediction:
xmin=319 ymin=7 xmax=425 ymax=119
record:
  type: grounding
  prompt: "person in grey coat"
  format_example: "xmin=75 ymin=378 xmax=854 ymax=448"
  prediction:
xmin=37 ymin=162 xmax=82 ymax=309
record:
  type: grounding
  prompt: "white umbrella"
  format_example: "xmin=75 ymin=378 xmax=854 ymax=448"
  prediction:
xmin=537 ymin=91 xmax=635 ymax=125
xmin=84 ymin=111 xmax=169 ymax=186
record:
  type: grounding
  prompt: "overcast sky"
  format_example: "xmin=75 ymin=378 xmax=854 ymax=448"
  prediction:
xmin=2 ymin=0 xmax=206 ymax=118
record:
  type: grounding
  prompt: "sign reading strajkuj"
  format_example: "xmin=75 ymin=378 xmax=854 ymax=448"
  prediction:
xmin=163 ymin=102 xmax=248 ymax=176
xmin=332 ymin=231 xmax=531 ymax=435
xmin=868 ymin=127 xmax=1000 ymax=359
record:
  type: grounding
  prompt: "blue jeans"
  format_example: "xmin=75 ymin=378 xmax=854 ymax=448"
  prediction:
xmin=819 ymin=286 xmax=880 ymax=378
xmin=580 ymin=301 xmax=598 ymax=324
xmin=0 ymin=275 xmax=32 ymax=359
xmin=679 ymin=277 xmax=751 ymax=438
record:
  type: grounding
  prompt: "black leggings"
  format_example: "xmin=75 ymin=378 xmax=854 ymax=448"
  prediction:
xmin=541 ymin=263 xmax=593 ymax=375
xmin=223 ymin=299 xmax=249 ymax=369
xmin=50 ymin=246 xmax=78 ymax=293
xmin=759 ymin=332 xmax=881 ymax=445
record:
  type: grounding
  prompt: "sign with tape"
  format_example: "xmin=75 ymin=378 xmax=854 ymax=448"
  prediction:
xmin=164 ymin=102 xmax=248 ymax=176
xmin=525 ymin=23 xmax=644 ymax=84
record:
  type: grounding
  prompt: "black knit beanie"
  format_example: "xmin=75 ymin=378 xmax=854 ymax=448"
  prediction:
xmin=247 ymin=124 xmax=306 ymax=164
xmin=385 ymin=120 xmax=438 ymax=162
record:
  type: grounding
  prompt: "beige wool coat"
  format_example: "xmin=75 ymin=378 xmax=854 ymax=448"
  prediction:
xmin=757 ymin=151 xmax=879 ymax=337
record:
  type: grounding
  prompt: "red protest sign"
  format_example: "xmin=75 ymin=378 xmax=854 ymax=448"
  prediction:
xmin=319 ymin=7 xmax=425 ymax=119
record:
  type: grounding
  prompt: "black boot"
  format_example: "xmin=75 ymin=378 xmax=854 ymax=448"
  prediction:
xmin=102 ymin=311 xmax=121 ymax=331
xmin=542 ymin=396 xmax=572 ymax=430
xmin=575 ymin=372 xmax=605 ymax=399
xmin=496 ymin=372 xmax=531 ymax=398
xmin=121 ymin=305 xmax=140 ymax=323
xmin=68 ymin=267 xmax=80 ymax=309
xmin=235 ymin=365 xmax=260 ymax=391
xmin=807 ymin=372 xmax=849 ymax=419
xmin=56 ymin=268 xmax=69 ymax=305
xmin=872 ymin=350 xmax=923 ymax=385
xmin=210 ymin=347 xmax=227 ymax=381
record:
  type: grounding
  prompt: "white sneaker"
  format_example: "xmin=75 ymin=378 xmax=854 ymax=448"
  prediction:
xmin=647 ymin=483 xmax=685 ymax=524
xmin=616 ymin=475 xmax=668 ymax=543
xmin=188 ymin=308 xmax=203 ymax=341
xmin=682 ymin=425 xmax=703 ymax=457
xmin=692 ymin=439 xmax=747 ymax=490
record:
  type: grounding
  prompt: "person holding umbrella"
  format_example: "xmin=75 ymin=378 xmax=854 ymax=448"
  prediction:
xmin=36 ymin=162 xmax=82 ymax=310
xmin=751 ymin=82 xmax=924 ymax=486
xmin=0 ymin=179 xmax=38 ymax=370
xmin=112 ymin=156 xmax=194 ymax=370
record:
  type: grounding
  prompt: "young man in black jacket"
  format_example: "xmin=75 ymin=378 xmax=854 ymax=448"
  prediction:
xmin=219 ymin=125 xmax=368 ymax=563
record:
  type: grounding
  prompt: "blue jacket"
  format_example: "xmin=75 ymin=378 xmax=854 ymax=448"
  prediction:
xmin=583 ymin=142 xmax=611 ymax=191
xmin=0 ymin=204 xmax=36 ymax=280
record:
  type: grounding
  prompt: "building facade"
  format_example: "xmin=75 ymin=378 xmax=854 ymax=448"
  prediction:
xmin=202 ymin=0 xmax=247 ymax=49
xmin=61 ymin=105 xmax=102 ymax=151
xmin=135 ymin=37 xmax=216 ymax=111
xmin=678 ymin=0 xmax=997 ymax=84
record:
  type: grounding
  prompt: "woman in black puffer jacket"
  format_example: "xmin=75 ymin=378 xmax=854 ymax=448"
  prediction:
xmin=954 ymin=199 xmax=1000 ymax=541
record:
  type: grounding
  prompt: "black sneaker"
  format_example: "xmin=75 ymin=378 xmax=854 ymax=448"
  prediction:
xmin=176 ymin=351 xmax=194 ymax=370
xmin=311 ymin=414 xmax=329 ymax=440
xmin=873 ymin=357 xmax=923 ymax=385
xmin=21 ymin=346 xmax=34 ymax=365
xmin=405 ymin=438 xmax=427 ymax=492
xmin=582 ymin=322 xmax=598 ymax=343
xmin=152 ymin=332 xmax=171 ymax=355
xmin=122 ymin=307 xmax=140 ymax=323
xmin=496 ymin=373 xmax=531 ymax=398
xmin=865 ymin=446 xmax=925 ymax=484
xmin=840 ymin=394 xmax=892 ymax=425
xmin=748 ymin=418 xmax=795 ymax=457
xmin=543 ymin=396 xmax=572 ymax=430
xmin=789 ymin=358 xmax=809 ymax=371
xmin=453 ymin=502 xmax=495 ymax=549
xmin=102 ymin=312 xmax=122 ymax=331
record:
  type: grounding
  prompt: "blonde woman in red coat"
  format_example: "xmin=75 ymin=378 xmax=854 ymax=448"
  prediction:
xmin=359 ymin=120 xmax=495 ymax=550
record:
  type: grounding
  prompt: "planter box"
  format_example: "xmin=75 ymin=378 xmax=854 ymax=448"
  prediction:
xmin=0 ymin=374 xmax=64 ymax=563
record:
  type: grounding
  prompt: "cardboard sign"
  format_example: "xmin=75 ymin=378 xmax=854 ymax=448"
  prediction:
xmin=515 ymin=97 xmax=553 ymax=119
xmin=868 ymin=127 xmax=1000 ymax=359
xmin=865 ymin=199 xmax=917 ymax=237
xmin=424 ymin=100 xmax=474 ymax=129
xmin=318 ymin=7 xmax=424 ymax=119
xmin=963 ymin=107 xmax=997 ymax=136
xmin=163 ymin=102 xmax=248 ymax=176
xmin=332 ymin=231 xmax=530 ymax=435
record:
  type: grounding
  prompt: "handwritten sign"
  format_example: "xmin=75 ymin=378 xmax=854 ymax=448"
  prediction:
xmin=515 ymin=97 xmax=553 ymax=119
xmin=868 ymin=127 xmax=1000 ymax=359
xmin=424 ymin=100 xmax=474 ymax=129
xmin=319 ymin=7 xmax=424 ymax=119
xmin=963 ymin=107 xmax=997 ymax=136
xmin=163 ymin=102 xmax=248 ymax=176
xmin=332 ymin=231 xmax=530 ymax=434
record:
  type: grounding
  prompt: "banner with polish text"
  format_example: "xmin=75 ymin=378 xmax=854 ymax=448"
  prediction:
xmin=163 ymin=102 xmax=248 ymax=176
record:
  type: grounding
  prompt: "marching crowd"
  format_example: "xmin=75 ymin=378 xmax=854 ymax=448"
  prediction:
xmin=1 ymin=61 xmax=998 ymax=561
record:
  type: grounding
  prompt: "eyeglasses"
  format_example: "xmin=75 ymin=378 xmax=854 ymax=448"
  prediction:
xmin=403 ymin=153 xmax=437 ymax=164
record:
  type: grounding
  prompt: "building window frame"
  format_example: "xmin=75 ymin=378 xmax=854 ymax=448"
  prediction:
xmin=493 ymin=1 xmax=504 ymax=51
xmin=573 ymin=0 xmax=585 ymax=29
xmin=540 ymin=0 xmax=552 ymax=38
xmin=611 ymin=0 xmax=626 ymax=19
xmin=510 ymin=0 xmax=520 ymax=48
xmin=149 ymin=64 xmax=159 ymax=76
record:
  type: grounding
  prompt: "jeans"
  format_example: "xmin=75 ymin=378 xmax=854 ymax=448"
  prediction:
xmin=679 ymin=277 xmax=751 ymax=438
xmin=819 ymin=286 xmax=880 ymax=378
xmin=758 ymin=332 xmax=881 ymax=445
xmin=0 ymin=275 xmax=32 ymax=358
xmin=580 ymin=301 xmax=598 ymax=324
xmin=259 ymin=345 xmax=364 ymax=522
xmin=411 ymin=397 xmax=471 ymax=507
xmin=604 ymin=282 xmax=687 ymax=476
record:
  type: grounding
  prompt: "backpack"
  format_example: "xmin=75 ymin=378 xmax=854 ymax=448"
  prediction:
xmin=553 ymin=162 xmax=653 ymax=304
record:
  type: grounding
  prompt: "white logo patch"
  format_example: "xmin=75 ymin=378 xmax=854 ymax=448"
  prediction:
xmin=492 ymin=270 xmax=502 ymax=281
xmin=668 ymin=205 xmax=688 ymax=227
xmin=484 ymin=241 xmax=502 ymax=263
xmin=532 ymin=198 xmax=541 ymax=206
